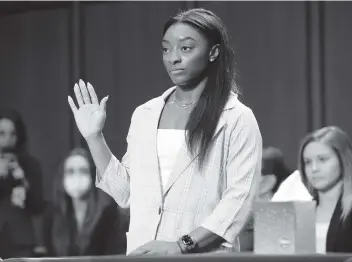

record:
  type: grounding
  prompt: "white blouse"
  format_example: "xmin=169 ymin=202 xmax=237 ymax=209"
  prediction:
xmin=157 ymin=129 xmax=186 ymax=190
xmin=316 ymin=222 xmax=329 ymax=253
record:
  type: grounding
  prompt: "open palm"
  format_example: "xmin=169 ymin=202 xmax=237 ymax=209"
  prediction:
xmin=68 ymin=80 xmax=109 ymax=139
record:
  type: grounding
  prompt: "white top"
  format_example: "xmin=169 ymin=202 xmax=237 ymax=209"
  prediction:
xmin=157 ymin=129 xmax=185 ymax=190
xmin=316 ymin=222 xmax=329 ymax=253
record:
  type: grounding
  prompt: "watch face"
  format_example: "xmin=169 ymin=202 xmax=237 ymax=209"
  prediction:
xmin=182 ymin=235 xmax=195 ymax=247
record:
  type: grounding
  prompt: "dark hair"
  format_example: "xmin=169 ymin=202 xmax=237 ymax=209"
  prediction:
xmin=52 ymin=147 xmax=96 ymax=213
xmin=0 ymin=108 xmax=28 ymax=152
xmin=51 ymin=147 xmax=99 ymax=256
xmin=163 ymin=8 xmax=238 ymax=168
xmin=262 ymin=147 xmax=293 ymax=194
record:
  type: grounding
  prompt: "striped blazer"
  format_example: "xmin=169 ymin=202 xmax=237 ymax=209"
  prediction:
xmin=96 ymin=86 xmax=262 ymax=254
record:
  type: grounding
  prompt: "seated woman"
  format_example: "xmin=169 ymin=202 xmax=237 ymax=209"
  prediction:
xmin=296 ymin=126 xmax=352 ymax=253
xmin=42 ymin=148 xmax=127 ymax=256
xmin=273 ymin=126 xmax=352 ymax=253
xmin=0 ymin=108 xmax=46 ymax=259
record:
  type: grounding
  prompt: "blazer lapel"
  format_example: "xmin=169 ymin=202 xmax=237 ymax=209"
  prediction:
xmin=326 ymin=195 xmax=343 ymax=251
xmin=147 ymin=87 xmax=237 ymax=197
xmin=141 ymin=98 xmax=165 ymax=202
xmin=140 ymin=87 xmax=177 ymax=202
xmin=163 ymin=116 xmax=227 ymax=196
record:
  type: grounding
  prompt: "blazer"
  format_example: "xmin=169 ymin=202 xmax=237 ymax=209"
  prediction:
xmin=96 ymin=86 xmax=263 ymax=254
xmin=325 ymin=195 xmax=352 ymax=253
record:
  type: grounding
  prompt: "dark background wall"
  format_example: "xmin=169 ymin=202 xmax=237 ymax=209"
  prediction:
xmin=0 ymin=1 xmax=351 ymax=199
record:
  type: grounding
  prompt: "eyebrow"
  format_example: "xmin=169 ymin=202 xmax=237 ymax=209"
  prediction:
xmin=303 ymin=153 xmax=330 ymax=159
xmin=162 ymin=36 xmax=196 ymax=43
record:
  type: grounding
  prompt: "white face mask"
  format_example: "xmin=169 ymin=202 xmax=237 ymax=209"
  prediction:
xmin=64 ymin=175 xmax=92 ymax=199
xmin=63 ymin=155 xmax=93 ymax=199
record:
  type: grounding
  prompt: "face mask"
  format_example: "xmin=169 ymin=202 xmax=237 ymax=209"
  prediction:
xmin=63 ymin=175 xmax=92 ymax=199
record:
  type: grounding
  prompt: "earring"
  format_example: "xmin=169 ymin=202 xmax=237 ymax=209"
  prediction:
xmin=209 ymin=57 xmax=214 ymax=62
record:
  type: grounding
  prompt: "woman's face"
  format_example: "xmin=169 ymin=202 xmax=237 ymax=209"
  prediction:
xmin=162 ymin=23 xmax=211 ymax=86
xmin=303 ymin=141 xmax=341 ymax=192
xmin=63 ymin=155 xmax=92 ymax=200
xmin=0 ymin=118 xmax=17 ymax=152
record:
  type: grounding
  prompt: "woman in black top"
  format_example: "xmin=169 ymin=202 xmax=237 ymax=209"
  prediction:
xmin=0 ymin=108 xmax=46 ymax=259
xmin=299 ymin=126 xmax=352 ymax=253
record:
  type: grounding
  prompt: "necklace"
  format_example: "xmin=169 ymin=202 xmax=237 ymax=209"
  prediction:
xmin=169 ymin=93 xmax=196 ymax=109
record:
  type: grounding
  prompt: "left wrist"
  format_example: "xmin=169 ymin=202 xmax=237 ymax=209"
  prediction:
xmin=177 ymin=234 xmax=198 ymax=254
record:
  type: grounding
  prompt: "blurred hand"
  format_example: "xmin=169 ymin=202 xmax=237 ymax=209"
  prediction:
xmin=11 ymin=185 xmax=26 ymax=208
xmin=12 ymin=166 xmax=25 ymax=180
xmin=129 ymin=240 xmax=182 ymax=256
xmin=68 ymin=79 xmax=109 ymax=139
xmin=0 ymin=157 xmax=10 ymax=178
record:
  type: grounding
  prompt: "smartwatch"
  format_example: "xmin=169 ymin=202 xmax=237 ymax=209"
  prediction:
xmin=177 ymin=234 xmax=199 ymax=253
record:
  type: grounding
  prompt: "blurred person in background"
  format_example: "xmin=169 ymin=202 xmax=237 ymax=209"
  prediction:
xmin=0 ymin=108 xmax=46 ymax=259
xmin=297 ymin=126 xmax=352 ymax=253
xmin=272 ymin=126 xmax=352 ymax=253
xmin=239 ymin=147 xmax=292 ymax=251
xmin=256 ymin=147 xmax=293 ymax=201
xmin=42 ymin=148 xmax=127 ymax=257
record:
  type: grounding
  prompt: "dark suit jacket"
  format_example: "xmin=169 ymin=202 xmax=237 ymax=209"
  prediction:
xmin=326 ymin=195 xmax=352 ymax=253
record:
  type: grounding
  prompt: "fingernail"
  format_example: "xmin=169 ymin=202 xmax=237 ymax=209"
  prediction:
xmin=106 ymin=95 xmax=109 ymax=100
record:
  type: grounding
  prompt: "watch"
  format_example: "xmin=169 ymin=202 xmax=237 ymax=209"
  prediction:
xmin=177 ymin=234 xmax=198 ymax=253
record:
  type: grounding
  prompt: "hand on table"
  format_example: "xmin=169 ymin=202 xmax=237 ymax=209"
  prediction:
xmin=129 ymin=240 xmax=182 ymax=256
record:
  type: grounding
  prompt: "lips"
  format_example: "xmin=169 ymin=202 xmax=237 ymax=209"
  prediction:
xmin=311 ymin=177 xmax=325 ymax=182
xmin=170 ymin=69 xmax=184 ymax=75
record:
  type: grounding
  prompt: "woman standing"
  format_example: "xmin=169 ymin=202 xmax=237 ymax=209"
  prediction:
xmin=68 ymin=8 xmax=262 ymax=255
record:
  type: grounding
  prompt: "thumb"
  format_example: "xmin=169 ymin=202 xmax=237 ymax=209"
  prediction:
xmin=100 ymin=95 xmax=109 ymax=112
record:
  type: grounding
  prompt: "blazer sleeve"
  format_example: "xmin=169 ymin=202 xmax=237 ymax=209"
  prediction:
xmin=201 ymin=107 xmax=262 ymax=244
xmin=95 ymin=110 xmax=137 ymax=209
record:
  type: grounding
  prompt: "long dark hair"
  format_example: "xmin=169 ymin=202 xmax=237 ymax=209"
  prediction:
xmin=163 ymin=8 xmax=238 ymax=167
xmin=51 ymin=148 xmax=99 ymax=256
xmin=0 ymin=108 xmax=28 ymax=152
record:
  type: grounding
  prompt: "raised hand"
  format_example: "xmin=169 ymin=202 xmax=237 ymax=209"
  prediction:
xmin=68 ymin=80 xmax=109 ymax=139
xmin=11 ymin=186 xmax=26 ymax=208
